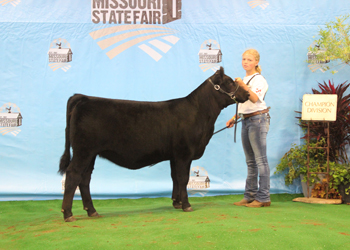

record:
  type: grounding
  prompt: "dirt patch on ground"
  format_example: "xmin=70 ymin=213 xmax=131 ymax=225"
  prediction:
xmin=301 ymin=220 xmax=325 ymax=226
xmin=34 ymin=229 xmax=58 ymax=237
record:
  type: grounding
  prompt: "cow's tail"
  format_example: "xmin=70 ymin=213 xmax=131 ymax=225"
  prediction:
xmin=58 ymin=94 xmax=84 ymax=175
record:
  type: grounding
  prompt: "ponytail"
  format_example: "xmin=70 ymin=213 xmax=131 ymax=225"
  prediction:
xmin=256 ymin=65 xmax=262 ymax=74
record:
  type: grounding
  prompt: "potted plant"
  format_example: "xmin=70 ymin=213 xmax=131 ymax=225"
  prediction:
xmin=330 ymin=162 xmax=350 ymax=204
xmin=307 ymin=161 xmax=341 ymax=200
xmin=296 ymin=80 xmax=350 ymax=163
xmin=275 ymin=138 xmax=327 ymax=197
xmin=276 ymin=80 xmax=350 ymax=199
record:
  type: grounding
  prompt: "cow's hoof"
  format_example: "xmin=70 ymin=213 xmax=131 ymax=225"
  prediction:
xmin=89 ymin=212 xmax=101 ymax=217
xmin=173 ymin=204 xmax=182 ymax=209
xmin=64 ymin=216 xmax=77 ymax=222
xmin=183 ymin=207 xmax=193 ymax=212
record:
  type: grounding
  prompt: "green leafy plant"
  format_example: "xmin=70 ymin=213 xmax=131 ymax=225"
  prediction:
xmin=275 ymin=138 xmax=327 ymax=186
xmin=309 ymin=162 xmax=350 ymax=199
xmin=329 ymin=162 xmax=350 ymax=195
xmin=308 ymin=14 xmax=350 ymax=74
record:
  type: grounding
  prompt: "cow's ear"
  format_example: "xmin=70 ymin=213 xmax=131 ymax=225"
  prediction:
xmin=219 ymin=66 xmax=224 ymax=78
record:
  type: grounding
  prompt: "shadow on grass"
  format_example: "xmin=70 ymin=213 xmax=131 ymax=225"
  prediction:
xmin=71 ymin=201 xmax=220 ymax=222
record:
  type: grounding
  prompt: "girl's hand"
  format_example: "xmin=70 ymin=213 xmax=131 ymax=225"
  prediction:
xmin=235 ymin=77 xmax=243 ymax=84
xmin=226 ymin=117 xmax=236 ymax=128
xmin=235 ymin=77 xmax=252 ymax=94
xmin=235 ymin=77 xmax=248 ymax=90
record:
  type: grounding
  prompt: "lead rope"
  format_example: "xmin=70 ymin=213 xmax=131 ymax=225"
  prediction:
xmin=234 ymin=102 xmax=238 ymax=143
xmin=213 ymin=118 xmax=242 ymax=135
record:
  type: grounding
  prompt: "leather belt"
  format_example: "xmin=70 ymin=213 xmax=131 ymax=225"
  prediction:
xmin=242 ymin=108 xmax=269 ymax=119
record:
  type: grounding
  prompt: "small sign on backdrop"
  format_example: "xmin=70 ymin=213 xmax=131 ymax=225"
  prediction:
xmin=302 ymin=94 xmax=337 ymax=121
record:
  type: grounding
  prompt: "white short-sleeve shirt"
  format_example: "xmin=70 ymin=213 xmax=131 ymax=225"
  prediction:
xmin=238 ymin=73 xmax=268 ymax=114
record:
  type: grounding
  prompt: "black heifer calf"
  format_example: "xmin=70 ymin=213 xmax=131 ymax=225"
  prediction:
xmin=59 ymin=67 xmax=250 ymax=222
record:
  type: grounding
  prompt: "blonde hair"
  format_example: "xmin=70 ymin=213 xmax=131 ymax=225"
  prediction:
xmin=243 ymin=49 xmax=262 ymax=74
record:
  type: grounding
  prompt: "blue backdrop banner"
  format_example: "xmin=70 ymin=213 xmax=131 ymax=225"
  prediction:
xmin=1 ymin=0 xmax=350 ymax=200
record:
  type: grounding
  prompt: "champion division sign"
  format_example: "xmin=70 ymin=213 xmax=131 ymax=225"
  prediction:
xmin=91 ymin=0 xmax=182 ymax=24
xmin=302 ymin=94 xmax=337 ymax=121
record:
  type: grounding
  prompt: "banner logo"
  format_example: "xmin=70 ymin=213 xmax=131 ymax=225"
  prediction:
xmin=307 ymin=42 xmax=330 ymax=73
xmin=187 ymin=166 xmax=210 ymax=196
xmin=198 ymin=40 xmax=222 ymax=72
xmin=91 ymin=0 xmax=181 ymax=25
xmin=248 ymin=0 xmax=269 ymax=10
xmin=0 ymin=0 xmax=21 ymax=7
xmin=90 ymin=0 xmax=182 ymax=61
xmin=47 ymin=39 xmax=73 ymax=72
xmin=90 ymin=25 xmax=179 ymax=61
xmin=0 ymin=103 xmax=22 ymax=136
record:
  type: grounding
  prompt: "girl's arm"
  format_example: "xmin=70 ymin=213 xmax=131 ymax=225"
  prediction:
xmin=235 ymin=77 xmax=259 ymax=103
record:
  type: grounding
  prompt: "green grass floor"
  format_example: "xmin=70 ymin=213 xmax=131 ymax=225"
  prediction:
xmin=1 ymin=194 xmax=350 ymax=249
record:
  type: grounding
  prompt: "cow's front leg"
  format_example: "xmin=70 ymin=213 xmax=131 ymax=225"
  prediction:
xmin=174 ymin=159 xmax=193 ymax=212
xmin=79 ymin=157 xmax=99 ymax=218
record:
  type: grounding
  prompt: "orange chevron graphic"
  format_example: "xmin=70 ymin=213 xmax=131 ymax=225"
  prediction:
xmin=248 ymin=0 xmax=269 ymax=9
xmin=106 ymin=32 xmax=172 ymax=59
xmin=0 ymin=0 xmax=20 ymax=6
xmin=48 ymin=63 xmax=71 ymax=72
xmin=0 ymin=127 xmax=21 ymax=136
xmin=90 ymin=25 xmax=173 ymax=39
xmin=90 ymin=25 xmax=178 ymax=60
xmin=97 ymin=29 xmax=172 ymax=50
xmin=308 ymin=64 xmax=323 ymax=73
xmin=199 ymin=64 xmax=220 ymax=72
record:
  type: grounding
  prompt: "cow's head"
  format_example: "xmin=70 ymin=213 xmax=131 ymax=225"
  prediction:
xmin=209 ymin=67 xmax=250 ymax=107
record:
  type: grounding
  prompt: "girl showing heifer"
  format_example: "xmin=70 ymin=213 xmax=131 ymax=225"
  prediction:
xmin=226 ymin=48 xmax=271 ymax=208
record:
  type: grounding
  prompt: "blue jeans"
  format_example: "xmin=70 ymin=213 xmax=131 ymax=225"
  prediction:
xmin=241 ymin=113 xmax=270 ymax=202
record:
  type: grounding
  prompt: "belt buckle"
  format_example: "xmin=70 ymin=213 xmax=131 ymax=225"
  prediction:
xmin=239 ymin=113 xmax=245 ymax=120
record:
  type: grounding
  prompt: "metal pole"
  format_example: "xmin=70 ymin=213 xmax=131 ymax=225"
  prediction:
xmin=326 ymin=122 xmax=330 ymax=199
xmin=307 ymin=121 xmax=310 ymax=198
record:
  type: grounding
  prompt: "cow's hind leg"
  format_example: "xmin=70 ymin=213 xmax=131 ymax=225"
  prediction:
xmin=170 ymin=160 xmax=181 ymax=209
xmin=79 ymin=156 xmax=100 ymax=218
xmin=61 ymin=156 xmax=93 ymax=222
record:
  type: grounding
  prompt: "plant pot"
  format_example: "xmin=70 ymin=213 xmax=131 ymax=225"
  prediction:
xmin=338 ymin=182 xmax=350 ymax=204
xmin=300 ymin=174 xmax=326 ymax=198
xmin=300 ymin=174 xmax=314 ymax=197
